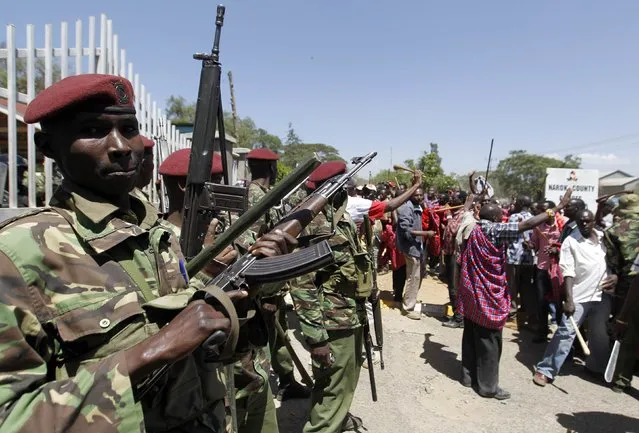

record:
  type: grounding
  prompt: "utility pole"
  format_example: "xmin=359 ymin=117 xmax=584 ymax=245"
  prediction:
xmin=227 ymin=70 xmax=238 ymax=136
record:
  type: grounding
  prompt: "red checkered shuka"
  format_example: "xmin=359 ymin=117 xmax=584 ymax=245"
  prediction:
xmin=457 ymin=225 xmax=511 ymax=330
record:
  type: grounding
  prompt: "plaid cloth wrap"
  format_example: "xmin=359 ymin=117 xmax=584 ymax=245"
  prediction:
xmin=458 ymin=225 xmax=511 ymax=330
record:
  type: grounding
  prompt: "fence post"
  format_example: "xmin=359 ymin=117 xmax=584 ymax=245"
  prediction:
xmin=6 ymin=25 xmax=18 ymax=208
xmin=75 ymin=19 xmax=82 ymax=75
xmin=26 ymin=24 xmax=36 ymax=207
xmin=88 ymin=16 xmax=96 ymax=73
xmin=44 ymin=24 xmax=54 ymax=203
xmin=60 ymin=22 xmax=69 ymax=79
xmin=97 ymin=14 xmax=107 ymax=73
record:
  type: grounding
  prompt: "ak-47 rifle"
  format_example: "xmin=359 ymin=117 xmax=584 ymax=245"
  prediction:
xmin=191 ymin=152 xmax=378 ymax=359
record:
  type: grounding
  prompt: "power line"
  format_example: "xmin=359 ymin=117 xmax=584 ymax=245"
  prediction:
xmin=536 ymin=132 xmax=639 ymax=155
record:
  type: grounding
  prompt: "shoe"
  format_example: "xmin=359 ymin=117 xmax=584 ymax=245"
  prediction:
xmin=533 ymin=371 xmax=549 ymax=387
xmin=362 ymin=351 xmax=380 ymax=370
xmin=277 ymin=380 xmax=311 ymax=401
xmin=405 ymin=310 xmax=421 ymax=320
xmin=341 ymin=413 xmax=363 ymax=431
xmin=479 ymin=388 xmax=511 ymax=400
xmin=442 ymin=319 xmax=464 ymax=328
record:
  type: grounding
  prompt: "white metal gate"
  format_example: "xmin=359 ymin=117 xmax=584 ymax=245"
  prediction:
xmin=0 ymin=15 xmax=190 ymax=219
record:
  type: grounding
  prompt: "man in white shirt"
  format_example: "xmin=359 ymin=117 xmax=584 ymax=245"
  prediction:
xmin=533 ymin=210 xmax=615 ymax=386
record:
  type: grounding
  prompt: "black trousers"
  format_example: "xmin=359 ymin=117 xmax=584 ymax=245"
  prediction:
xmin=461 ymin=318 xmax=503 ymax=396
xmin=392 ymin=265 xmax=407 ymax=302
xmin=535 ymin=269 xmax=551 ymax=336
xmin=445 ymin=254 xmax=462 ymax=322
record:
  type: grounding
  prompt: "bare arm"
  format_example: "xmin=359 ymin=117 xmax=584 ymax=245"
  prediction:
xmin=384 ymin=171 xmax=423 ymax=213
xmin=519 ymin=189 xmax=572 ymax=233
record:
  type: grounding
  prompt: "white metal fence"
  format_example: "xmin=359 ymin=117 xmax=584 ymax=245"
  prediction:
xmin=0 ymin=14 xmax=190 ymax=215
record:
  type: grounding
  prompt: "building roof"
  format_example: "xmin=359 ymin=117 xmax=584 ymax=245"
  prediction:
xmin=599 ymin=176 xmax=639 ymax=187
xmin=599 ymin=170 xmax=634 ymax=180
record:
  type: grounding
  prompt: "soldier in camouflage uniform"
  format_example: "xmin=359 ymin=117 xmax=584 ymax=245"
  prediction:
xmin=290 ymin=161 xmax=370 ymax=433
xmin=160 ymin=147 xmax=279 ymax=433
xmin=604 ymin=191 xmax=639 ymax=392
xmin=246 ymin=148 xmax=310 ymax=403
xmin=0 ymin=74 xmax=295 ymax=433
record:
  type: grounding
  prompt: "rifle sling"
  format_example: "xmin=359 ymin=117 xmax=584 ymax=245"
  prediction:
xmin=200 ymin=285 xmax=241 ymax=360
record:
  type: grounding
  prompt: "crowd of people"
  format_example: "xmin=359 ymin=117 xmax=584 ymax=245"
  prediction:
xmin=348 ymin=172 xmax=639 ymax=401
xmin=0 ymin=73 xmax=636 ymax=433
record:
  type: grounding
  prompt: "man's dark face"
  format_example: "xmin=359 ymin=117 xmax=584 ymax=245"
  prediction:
xmin=427 ymin=187 xmax=437 ymax=200
xmin=378 ymin=188 xmax=388 ymax=200
xmin=410 ymin=188 xmax=424 ymax=205
xmin=576 ymin=211 xmax=595 ymax=238
xmin=37 ymin=112 xmax=143 ymax=198
xmin=565 ymin=199 xmax=584 ymax=220
xmin=136 ymin=147 xmax=154 ymax=189
xmin=398 ymin=184 xmax=406 ymax=194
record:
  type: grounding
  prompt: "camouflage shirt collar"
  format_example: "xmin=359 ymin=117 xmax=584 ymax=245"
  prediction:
xmin=50 ymin=182 xmax=160 ymax=253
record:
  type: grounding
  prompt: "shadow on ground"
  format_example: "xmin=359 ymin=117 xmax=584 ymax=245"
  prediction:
xmin=420 ymin=332 xmax=461 ymax=382
xmin=556 ymin=411 xmax=639 ymax=433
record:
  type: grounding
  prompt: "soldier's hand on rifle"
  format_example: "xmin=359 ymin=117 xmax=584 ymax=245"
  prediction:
xmin=310 ymin=344 xmax=334 ymax=368
xmin=202 ymin=218 xmax=238 ymax=277
xmin=124 ymin=300 xmax=232 ymax=385
xmin=249 ymin=229 xmax=298 ymax=257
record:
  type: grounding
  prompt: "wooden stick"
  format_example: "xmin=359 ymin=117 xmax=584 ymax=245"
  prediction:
xmin=569 ymin=316 xmax=591 ymax=356
xmin=393 ymin=164 xmax=416 ymax=174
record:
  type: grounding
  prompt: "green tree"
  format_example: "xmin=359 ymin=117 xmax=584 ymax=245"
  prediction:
xmin=280 ymin=143 xmax=343 ymax=167
xmin=165 ymin=95 xmax=196 ymax=124
xmin=493 ymin=150 xmax=581 ymax=198
xmin=415 ymin=143 xmax=457 ymax=191
xmin=285 ymin=122 xmax=303 ymax=146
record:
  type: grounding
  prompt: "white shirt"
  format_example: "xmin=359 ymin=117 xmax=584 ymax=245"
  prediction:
xmin=559 ymin=229 xmax=607 ymax=303
xmin=346 ymin=196 xmax=373 ymax=223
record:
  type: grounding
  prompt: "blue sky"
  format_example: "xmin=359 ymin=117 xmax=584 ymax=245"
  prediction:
xmin=6 ymin=0 xmax=639 ymax=178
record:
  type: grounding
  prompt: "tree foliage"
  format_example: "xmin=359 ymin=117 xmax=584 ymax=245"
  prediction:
xmin=493 ymin=150 xmax=581 ymax=198
xmin=165 ymin=95 xmax=196 ymax=125
xmin=280 ymin=143 xmax=344 ymax=168
xmin=370 ymin=143 xmax=457 ymax=191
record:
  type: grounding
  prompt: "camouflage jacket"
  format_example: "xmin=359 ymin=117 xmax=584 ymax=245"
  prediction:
xmin=0 ymin=182 xmax=226 ymax=433
xmin=604 ymin=194 xmax=639 ymax=290
xmin=290 ymin=210 xmax=365 ymax=346
xmin=161 ymin=218 xmax=269 ymax=402
xmin=247 ymin=182 xmax=283 ymax=237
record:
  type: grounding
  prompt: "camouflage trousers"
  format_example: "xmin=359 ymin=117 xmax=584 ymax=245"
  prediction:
xmin=236 ymin=382 xmax=279 ymax=433
xmin=614 ymin=308 xmax=639 ymax=389
xmin=303 ymin=328 xmax=363 ymax=433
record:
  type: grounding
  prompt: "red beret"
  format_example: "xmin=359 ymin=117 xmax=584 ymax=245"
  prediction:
xmin=24 ymin=74 xmax=135 ymax=124
xmin=247 ymin=148 xmax=279 ymax=161
xmin=159 ymin=149 xmax=223 ymax=177
xmin=141 ymin=135 xmax=155 ymax=149
xmin=308 ymin=161 xmax=347 ymax=184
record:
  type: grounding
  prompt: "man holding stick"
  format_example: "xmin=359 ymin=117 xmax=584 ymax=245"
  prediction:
xmin=533 ymin=210 xmax=615 ymax=386
xmin=458 ymin=190 xmax=572 ymax=400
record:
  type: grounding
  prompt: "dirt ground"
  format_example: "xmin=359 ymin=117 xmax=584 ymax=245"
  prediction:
xmin=275 ymin=272 xmax=639 ymax=433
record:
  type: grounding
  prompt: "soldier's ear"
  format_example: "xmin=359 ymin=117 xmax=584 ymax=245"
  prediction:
xmin=35 ymin=131 xmax=56 ymax=159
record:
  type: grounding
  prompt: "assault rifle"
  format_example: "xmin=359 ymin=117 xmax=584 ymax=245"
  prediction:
xmin=180 ymin=5 xmax=228 ymax=260
xmin=192 ymin=152 xmax=378 ymax=358
xmin=362 ymin=217 xmax=384 ymax=402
